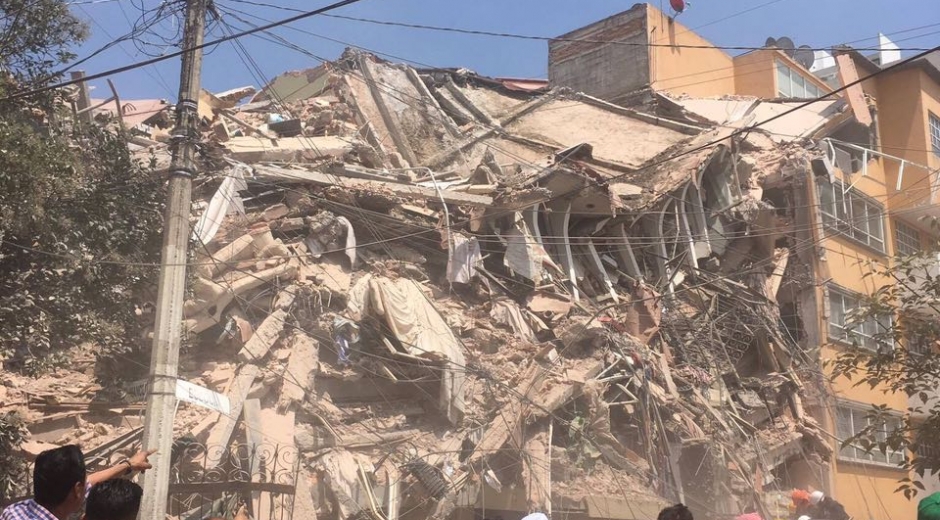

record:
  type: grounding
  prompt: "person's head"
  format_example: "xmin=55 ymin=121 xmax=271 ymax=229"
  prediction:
xmin=658 ymin=504 xmax=693 ymax=520
xmin=809 ymin=491 xmax=824 ymax=506
xmin=83 ymin=480 xmax=143 ymax=520
xmin=33 ymin=445 xmax=87 ymax=514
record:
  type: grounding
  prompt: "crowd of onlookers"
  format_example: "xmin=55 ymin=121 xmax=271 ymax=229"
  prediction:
xmin=5 ymin=444 xmax=940 ymax=520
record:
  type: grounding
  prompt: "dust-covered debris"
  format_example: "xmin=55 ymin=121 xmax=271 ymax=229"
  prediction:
xmin=3 ymin=47 xmax=845 ymax=520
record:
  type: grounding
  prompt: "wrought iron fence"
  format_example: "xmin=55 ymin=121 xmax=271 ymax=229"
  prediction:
xmin=169 ymin=440 xmax=300 ymax=520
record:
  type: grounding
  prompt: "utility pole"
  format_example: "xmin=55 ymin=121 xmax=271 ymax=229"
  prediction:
xmin=138 ymin=0 xmax=208 ymax=519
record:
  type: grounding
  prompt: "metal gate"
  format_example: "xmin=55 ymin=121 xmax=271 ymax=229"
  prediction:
xmin=168 ymin=440 xmax=300 ymax=520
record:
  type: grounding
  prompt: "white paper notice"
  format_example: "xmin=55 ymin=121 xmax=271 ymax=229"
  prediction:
xmin=175 ymin=380 xmax=231 ymax=415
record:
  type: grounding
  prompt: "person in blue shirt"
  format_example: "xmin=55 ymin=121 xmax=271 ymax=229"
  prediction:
xmin=0 ymin=445 xmax=153 ymax=520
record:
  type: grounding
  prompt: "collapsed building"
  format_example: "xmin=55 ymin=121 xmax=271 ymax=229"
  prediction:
xmin=4 ymin=48 xmax=863 ymax=520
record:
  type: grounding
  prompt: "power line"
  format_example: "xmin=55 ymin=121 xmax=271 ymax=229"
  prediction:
xmin=0 ymin=0 xmax=368 ymax=102
xmin=75 ymin=3 xmax=177 ymax=99
xmin=650 ymin=27 xmax=940 ymax=92
xmin=223 ymin=0 xmax=936 ymax=54
xmin=215 ymin=10 xmax=940 ymax=240
xmin=33 ymin=0 xmax=927 ymax=107
xmin=177 ymin=187 xmax=688 ymax=516
xmin=473 ymin=45 xmax=940 ymax=223
xmin=218 ymin=4 xmax=435 ymax=71
xmin=667 ymin=0 xmax=788 ymax=37
xmin=20 ymin=0 xmax=938 ymax=352
xmin=5 ymin=2 xmax=924 ymax=510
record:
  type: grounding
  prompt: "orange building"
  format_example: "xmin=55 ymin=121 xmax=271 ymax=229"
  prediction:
xmin=550 ymin=5 xmax=940 ymax=520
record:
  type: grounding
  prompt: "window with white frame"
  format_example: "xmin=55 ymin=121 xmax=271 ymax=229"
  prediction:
xmin=894 ymin=220 xmax=921 ymax=257
xmin=828 ymin=287 xmax=894 ymax=351
xmin=909 ymin=336 xmax=933 ymax=357
xmin=817 ymin=178 xmax=886 ymax=252
xmin=930 ymin=112 xmax=940 ymax=159
xmin=776 ymin=60 xmax=824 ymax=99
xmin=835 ymin=404 xmax=905 ymax=465
xmin=916 ymin=429 xmax=939 ymax=469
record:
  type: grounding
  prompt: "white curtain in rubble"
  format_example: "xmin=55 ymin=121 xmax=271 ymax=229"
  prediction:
xmin=347 ymin=274 xmax=466 ymax=425
xmin=192 ymin=165 xmax=249 ymax=244
xmin=446 ymin=233 xmax=481 ymax=284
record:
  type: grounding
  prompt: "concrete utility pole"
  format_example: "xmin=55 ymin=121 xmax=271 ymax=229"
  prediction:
xmin=138 ymin=0 xmax=208 ymax=518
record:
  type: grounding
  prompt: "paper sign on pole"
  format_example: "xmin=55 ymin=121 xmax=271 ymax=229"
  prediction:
xmin=175 ymin=380 xmax=231 ymax=415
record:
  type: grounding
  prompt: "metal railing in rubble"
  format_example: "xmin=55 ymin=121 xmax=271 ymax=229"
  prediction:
xmin=168 ymin=440 xmax=300 ymax=520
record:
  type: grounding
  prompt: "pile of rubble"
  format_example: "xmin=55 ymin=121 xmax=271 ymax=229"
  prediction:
xmin=4 ymin=49 xmax=842 ymax=520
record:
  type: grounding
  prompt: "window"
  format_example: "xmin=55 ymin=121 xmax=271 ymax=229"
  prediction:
xmin=777 ymin=60 xmax=824 ymax=99
xmin=829 ymin=122 xmax=872 ymax=175
xmin=894 ymin=220 xmax=921 ymax=257
xmin=909 ymin=336 xmax=933 ymax=357
xmin=930 ymin=112 xmax=940 ymax=159
xmin=828 ymin=287 xmax=894 ymax=351
xmin=835 ymin=405 xmax=905 ymax=465
xmin=916 ymin=429 xmax=939 ymax=469
xmin=817 ymin=178 xmax=886 ymax=252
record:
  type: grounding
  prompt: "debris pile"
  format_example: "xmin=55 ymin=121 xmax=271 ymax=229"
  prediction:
xmin=3 ymin=49 xmax=842 ymax=520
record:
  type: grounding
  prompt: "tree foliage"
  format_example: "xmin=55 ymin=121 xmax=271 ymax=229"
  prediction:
xmin=0 ymin=411 xmax=27 ymax=502
xmin=0 ymin=117 xmax=165 ymax=376
xmin=0 ymin=0 xmax=88 ymax=84
xmin=827 ymin=247 xmax=940 ymax=499
xmin=0 ymin=1 xmax=165 ymax=377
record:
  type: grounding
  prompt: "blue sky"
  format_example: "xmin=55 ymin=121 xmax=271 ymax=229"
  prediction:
xmin=69 ymin=0 xmax=938 ymax=101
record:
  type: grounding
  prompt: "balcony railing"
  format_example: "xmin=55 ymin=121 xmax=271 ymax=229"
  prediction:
xmin=820 ymin=138 xmax=940 ymax=227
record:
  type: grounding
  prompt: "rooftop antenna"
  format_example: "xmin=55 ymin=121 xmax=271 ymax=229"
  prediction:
xmin=776 ymin=36 xmax=796 ymax=57
xmin=794 ymin=45 xmax=816 ymax=70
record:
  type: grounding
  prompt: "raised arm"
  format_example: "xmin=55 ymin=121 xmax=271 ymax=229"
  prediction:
xmin=87 ymin=449 xmax=155 ymax=486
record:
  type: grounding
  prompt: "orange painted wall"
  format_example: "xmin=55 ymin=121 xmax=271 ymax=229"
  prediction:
xmin=732 ymin=50 xmax=777 ymax=98
xmin=924 ymin=73 xmax=940 ymax=173
xmin=732 ymin=50 xmax=831 ymax=98
xmin=877 ymin=68 xmax=931 ymax=210
xmin=816 ymin=153 xmax=915 ymax=520
xmin=645 ymin=5 xmax=737 ymax=97
xmin=833 ymin=462 xmax=915 ymax=520
xmin=873 ymin=64 xmax=940 ymax=501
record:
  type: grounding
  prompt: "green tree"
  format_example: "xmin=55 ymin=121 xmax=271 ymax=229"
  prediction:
xmin=0 ymin=412 xmax=27 ymax=502
xmin=0 ymin=0 xmax=88 ymax=84
xmin=828 ymin=248 xmax=940 ymax=499
xmin=0 ymin=0 xmax=165 ymax=377
xmin=0 ymin=122 xmax=165 ymax=376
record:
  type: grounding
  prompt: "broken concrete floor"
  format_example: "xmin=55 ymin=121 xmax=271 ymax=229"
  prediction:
xmin=1 ymin=49 xmax=842 ymax=520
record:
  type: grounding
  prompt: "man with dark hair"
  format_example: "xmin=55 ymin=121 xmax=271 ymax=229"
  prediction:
xmin=83 ymin=480 xmax=142 ymax=520
xmin=0 ymin=445 xmax=154 ymax=520
xmin=658 ymin=504 xmax=693 ymax=520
